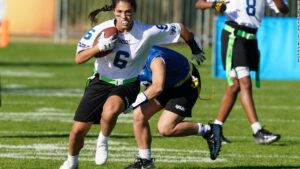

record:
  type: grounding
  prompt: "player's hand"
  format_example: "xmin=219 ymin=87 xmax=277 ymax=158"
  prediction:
xmin=191 ymin=50 xmax=206 ymax=66
xmin=132 ymin=92 xmax=148 ymax=109
xmin=97 ymin=32 xmax=117 ymax=52
xmin=212 ymin=1 xmax=227 ymax=13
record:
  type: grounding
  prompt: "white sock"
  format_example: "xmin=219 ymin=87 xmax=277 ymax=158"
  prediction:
xmin=251 ymin=122 xmax=262 ymax=134
xmin=197 ymin=123 xmax=211 ymax=136
xmin=139 ymin=149 xmax=151 ymax=160
xmin=97 ymin=132 xmax=109 ymax=145
xmin=214 ymin=119 xmax=223 ymax=126
xmin=67 ymin=154 xmax=78 ymax=165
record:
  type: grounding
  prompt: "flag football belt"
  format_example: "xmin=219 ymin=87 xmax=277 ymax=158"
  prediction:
xmin=174 ymin=62 xmax=199 ymax=91
xmin=224 ymin=24 xmax=260 ymax=88
xmin=99 ymin=74 xmax=138 ymax=86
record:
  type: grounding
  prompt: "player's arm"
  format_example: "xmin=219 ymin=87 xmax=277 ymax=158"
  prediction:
xmin=274 ymin=0 xmax=289 ymax=14
xmin=196 ymin=0 xmax=227 ymax=13
xmin=143 ymin=57 xmax=166 ymax=100
xmin=179 ymin=23 xmax=205 ymax=65
xmin=195 ymin=0 xmax=214 ymax=10
xmin=130 ymin=57 xmax=165 ymax=110
xmin=75 ymin=46 xmax=101 ymax=64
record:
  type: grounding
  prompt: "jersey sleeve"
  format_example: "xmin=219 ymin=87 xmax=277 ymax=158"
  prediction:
xmin=145 ymin=23 xmax=181 ymax=46
xmin=76 ymin=28 xmax=97 ymax=55
xmin=76 ymin=20 xmax=114 ymax=55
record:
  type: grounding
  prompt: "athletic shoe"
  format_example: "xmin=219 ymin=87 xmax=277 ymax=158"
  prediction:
xmin=253 ymin=128 xmax=281 ymax=144
xmin=124 ymin=158 xmax=155 ymax=169
xmin=204 ymin=124 xmax=222 ymax=160
xmin=59 ymin=160 xmax=78 ymax=169
xmin=221 ymin=133 xmax=231 ymax=144
xmin=95 ymin=141 xmax=108 ymax=165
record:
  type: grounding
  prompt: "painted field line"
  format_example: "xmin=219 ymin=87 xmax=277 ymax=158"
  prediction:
xmin=0 ymin=110 xmax=134 ymax=123
xmin=2 ymin=88 xmax=83 ymax=97
xmin=1 ymin=130 xmax=300 ymax=141
xmin=0 ymin=142 xmax=224 ymax=163
xmin=1 ymin=110 xmax=299 ymax=124
xmin=0 ymin=70 xmax=53 ymax=77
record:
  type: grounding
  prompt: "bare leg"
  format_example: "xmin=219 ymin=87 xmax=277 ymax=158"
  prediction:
xmin=216 ymin=78 xmax=240 ymax=123
xmin=100 ymin=95 xmax=125 ymax=136
xmin=239 ymin=76 xmax=258 ymax=124
xmin=68 ymin=121 xmax=93 ymax=155
xmin=157 ymin=110 xmax=198 ymax=137
xmin=134 ymin=99 xmax=162 ymax=149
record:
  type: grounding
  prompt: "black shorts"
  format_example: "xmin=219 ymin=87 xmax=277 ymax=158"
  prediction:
xmin=221 ymin=21 xmax=260 ymax=71
xmin=156 ymin=65 xmax=201 ymax=117
xmin=74 ymin=76 xmax=140 ymax=124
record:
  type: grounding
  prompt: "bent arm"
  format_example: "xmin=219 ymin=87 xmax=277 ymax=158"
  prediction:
xmin=274 ymin=0 xmax=289 ymax=14
xmin=75 ymin=46 xmax=99 ymax=64
xmin=143 ymin=58 xmax=166 ymax=100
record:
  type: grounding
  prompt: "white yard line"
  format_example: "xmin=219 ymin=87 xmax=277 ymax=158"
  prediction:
xmin=0 ymin=70 xmax=53 ymax=77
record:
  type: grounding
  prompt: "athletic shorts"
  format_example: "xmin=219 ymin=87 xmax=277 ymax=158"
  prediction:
xmin=156 ymin=65 xmax=201 ymax=117
xmin=229 ymin=66 xmax=250 ymax=79
xmin=221 ymin=21 xmax=260 ymax=71
xmin=74 ymin=74 xmax=140 ymax=124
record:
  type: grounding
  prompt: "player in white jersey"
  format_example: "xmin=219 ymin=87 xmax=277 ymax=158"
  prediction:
xmin=196 ymin=0 xmax=288 ymax=144
xmin=60 ymin=0 xmax=205 ymax=169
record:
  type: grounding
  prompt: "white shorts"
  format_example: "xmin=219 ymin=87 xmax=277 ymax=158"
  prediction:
xmin=229 ymin=66 xmax=250 ymax=79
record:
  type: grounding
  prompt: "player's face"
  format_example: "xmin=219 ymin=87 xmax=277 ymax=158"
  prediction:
xmin=113 ymin=1 xmax=134 ymax=32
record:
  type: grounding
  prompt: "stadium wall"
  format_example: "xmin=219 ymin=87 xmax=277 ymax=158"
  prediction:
xmin=212 ymin=16 xmax=299 ymax=80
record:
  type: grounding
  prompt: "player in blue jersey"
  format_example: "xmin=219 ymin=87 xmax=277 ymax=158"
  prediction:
xmin=124 ymin=46 xmax=222 ymax=169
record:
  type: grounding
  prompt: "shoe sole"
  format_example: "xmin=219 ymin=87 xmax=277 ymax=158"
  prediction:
xmin=255 ymin=135 xmax=281 ymax=145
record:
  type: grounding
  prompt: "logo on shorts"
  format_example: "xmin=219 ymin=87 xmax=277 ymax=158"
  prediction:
xmin=175 ymin=105 xmax=185 ymax=112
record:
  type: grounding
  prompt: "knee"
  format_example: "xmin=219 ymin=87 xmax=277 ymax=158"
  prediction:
xmin=133 ymin=110 xmax=147 ymax=125
xmin=239 ymin=78 xmax=252 ymax=90
xmin=229 ymin=81 xmax=240 ymax=93
xmin=157 ymin=123 xmax=172 ymax=137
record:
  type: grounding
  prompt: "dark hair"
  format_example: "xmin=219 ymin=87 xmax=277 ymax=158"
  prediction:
xmin=88 ymin=0 xmax=137 ymax=25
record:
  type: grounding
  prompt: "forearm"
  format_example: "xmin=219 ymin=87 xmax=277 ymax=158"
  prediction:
xmin=179 ymin=24 xmax=202 ymax=54
xmin=274 ymin=0 xmax=289 ymax=14
xmin=195 ymin=0 xmax=214 ymax=10
xmin=143 ymin=83 xmax=164 ymax=101
xmin=75 ymin=46 xmax=99 ymax=64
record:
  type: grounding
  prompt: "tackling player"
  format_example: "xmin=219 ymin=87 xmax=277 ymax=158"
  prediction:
xmin=195 ymin=0 xmax=289 ymax=144
xmin=124 ymin=46 xmax=222 ymax=169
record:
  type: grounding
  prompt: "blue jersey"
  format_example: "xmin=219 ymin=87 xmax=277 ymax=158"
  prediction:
xmin=139 ymin=46 xmax=190 ymax=88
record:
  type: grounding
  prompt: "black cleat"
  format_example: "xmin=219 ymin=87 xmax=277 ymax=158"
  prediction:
xmin=204 ymin=124 xmax=222 ymax=160
xmin=124 ymin=158 xmax=155 ymax=169
xmin=221 ymin=133 xmax=231 ymax=144
xmin=253 ymin=128 xmax=281 ymax=145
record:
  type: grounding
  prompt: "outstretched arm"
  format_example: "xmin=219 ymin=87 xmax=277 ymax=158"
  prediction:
xmin=195 ymin=0 xmax=214 ymax=10
xmin=179 ymin=23 xmax=205 ymax=65
xmin=274 ymin=0 xmax=289 ymax=14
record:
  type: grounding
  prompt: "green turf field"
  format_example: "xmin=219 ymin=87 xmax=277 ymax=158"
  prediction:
xmin=0 ymin=42 xmax=299 ymax=169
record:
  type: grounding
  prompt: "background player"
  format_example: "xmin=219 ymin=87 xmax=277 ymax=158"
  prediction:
xmin=195 ymin=0 xmax=289 ymax=144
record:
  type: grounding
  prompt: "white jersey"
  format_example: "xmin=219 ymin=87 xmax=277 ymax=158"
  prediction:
xmin=208 ymin=0 xmax=288 ymax=28
xmin=77 ymin=19 xmax=181 ymax=80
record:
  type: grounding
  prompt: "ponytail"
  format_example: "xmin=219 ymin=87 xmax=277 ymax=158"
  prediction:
xmin=88 ymin=4 xmax=113 ymax=25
